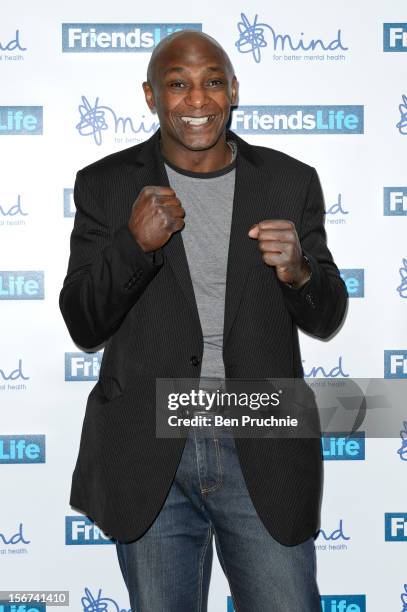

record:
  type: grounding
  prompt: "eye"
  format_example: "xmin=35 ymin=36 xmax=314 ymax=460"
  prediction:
xmin=169 ymin=81 xmax=187 ymax=88
xmin=207 ymin=79 xmax=224 ymax=87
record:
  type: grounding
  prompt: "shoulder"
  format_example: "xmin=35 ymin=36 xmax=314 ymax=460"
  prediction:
xmin=76 ymin=138 xmax=148 ymax=181
xmin=254 ymin=143 xmax=313 ymax=174
xmin=230 ymin=131 xmax=315 ymax=179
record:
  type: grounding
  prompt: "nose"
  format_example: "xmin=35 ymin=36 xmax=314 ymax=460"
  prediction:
xmin=185 ymin=85 xmax=209 ymax=109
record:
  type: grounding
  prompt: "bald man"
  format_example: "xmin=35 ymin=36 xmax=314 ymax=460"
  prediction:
xmin=60 ymin=29 xmax=347 ymax=612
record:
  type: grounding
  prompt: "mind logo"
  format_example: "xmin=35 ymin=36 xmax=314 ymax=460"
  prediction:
xmin=76 ymin=96 xmax=158 ymax=146
xmin=397 ymin=258 xmax=407 ymax=297
xmin=235 ymin=12 xmax=348 ymax=63
xmin=397 ymin=95 xmax=407 ymax=135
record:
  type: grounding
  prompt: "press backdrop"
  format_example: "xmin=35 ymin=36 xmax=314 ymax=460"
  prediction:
xmin=1 ymin=1 xmax=407 ymax=611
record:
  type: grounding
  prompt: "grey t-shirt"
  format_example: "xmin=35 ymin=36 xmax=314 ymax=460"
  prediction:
xmin=163 ymin=156 xmax=236 ymax=384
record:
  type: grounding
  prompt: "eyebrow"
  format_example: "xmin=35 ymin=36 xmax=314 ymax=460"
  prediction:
xmin=163 ymin=65 xmax=226 ymax=76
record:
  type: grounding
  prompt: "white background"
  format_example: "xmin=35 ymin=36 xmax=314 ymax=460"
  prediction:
xmin=0 ymin=1 xmax=406 ymax=610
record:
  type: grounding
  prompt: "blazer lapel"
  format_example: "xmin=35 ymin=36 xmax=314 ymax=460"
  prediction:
xmin=131 ymin=130 xmax=203 ymax=337
xmin=130 ymin=129 xmax=270 ymax=351
xmin=222 ymin=131 xmax=267 ymax=347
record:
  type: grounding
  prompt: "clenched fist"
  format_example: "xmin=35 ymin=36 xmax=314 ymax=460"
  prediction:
xmin=248 ymin=219 xmax=311 ymax=288
xmin=128 ymin=186 xmax=185 ymax=252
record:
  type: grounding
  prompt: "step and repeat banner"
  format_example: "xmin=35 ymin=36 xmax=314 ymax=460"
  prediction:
xmin=1 ymin=1 xmax=406 ymax=610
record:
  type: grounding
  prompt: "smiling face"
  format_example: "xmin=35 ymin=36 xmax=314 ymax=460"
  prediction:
xmin=143 ymin=32 xmax=238 ymax=159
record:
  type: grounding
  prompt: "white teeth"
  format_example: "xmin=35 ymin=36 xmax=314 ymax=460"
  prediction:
xmin=180 ymin=116 xmax=212 ymax=125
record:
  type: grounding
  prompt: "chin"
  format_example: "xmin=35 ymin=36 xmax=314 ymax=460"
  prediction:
xmin=179 ymin=132 xmax=223 ymax=152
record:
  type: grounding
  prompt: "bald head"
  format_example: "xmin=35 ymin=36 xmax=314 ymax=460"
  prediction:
xmin=142 ymin=29 xmax=238 ymax=160
xmin=146 ymin=30 xmax=235 ymax=88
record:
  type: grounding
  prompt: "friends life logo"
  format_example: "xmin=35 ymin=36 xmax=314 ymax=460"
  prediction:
xmin=383 ymin=24 xmax=407 ymax=52
xmin=0 ymin=107 xmax=42 ymax=135
xmin=315 ymin=519 xmax=351 ymax=552
xmin=81 ymin=588 xmax=131 ymax=612
xmin=322 ymin=432 xmax=365 ymax=461
xmin=0 ymin=435 xmax=45 ymax=464
xmin=65 ymin=516 xmax=115 ymax=545
xmin=65 ymin=352 xmax=102 ymax=381
xmin=0 ymin=358 xmax=29 ymax=392
xmin=0 ymin=272 xmax=44 ymax=300
xmin=302 ymin=356 xmax=365 ymax=462
xmin=0 ymin=195 xmax=28 ymax=227
xmin=340 ymin=269 xmax=364 ymax=298
xmin=320 ymin=596 xmax=366 ymax=612
xmin=63 ymin=189 xmax=74 ymax=217
xmin=0 ymin=606 xmax=45 ymax=612
xmin=325 ymin=193 xmax=349 ymax=225
xmin=62 ymin=23 xmax=201 ymax=53
xmin=229 ymin=596 xmax=366 ymax=612
xmin=384 ymin=187 xmax=407 ymax=216
xmin=230 ymin=106 xmax=363 ymax=135
xmin=384 ymin=350 xmax=407 ymax=379
xmin=75 ymin=95 xmax=159 ymax=146
xmin=384 ymin=513 xmax=407 ymax=541
xmin=397 ymin=421 xmax=407 ymax=462
xmin=0 ymin=29 xmax=27 ymax=62
xmin=234 ymin=12 xmax=349 ymax=64
xmin=0 ymin=522 xmax=31 ymax=556
xmin=397 ymin=258 xmax=407 ymax=298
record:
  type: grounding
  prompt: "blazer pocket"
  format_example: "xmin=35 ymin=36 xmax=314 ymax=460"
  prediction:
xmin=97 ymin=361 xmax=147 ymax=402
xmin=96 ymin=375 xmax=124 ymax=403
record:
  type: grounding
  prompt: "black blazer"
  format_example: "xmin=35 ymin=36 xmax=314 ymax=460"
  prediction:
xmin=59 ymin=128 xmax=347 ymax=546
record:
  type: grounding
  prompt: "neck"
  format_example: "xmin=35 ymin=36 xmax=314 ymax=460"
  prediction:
xmin=159 ymin=133 xmax=232 ymax=173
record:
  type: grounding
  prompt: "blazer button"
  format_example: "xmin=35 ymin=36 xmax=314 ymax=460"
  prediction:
xmin=306 ymin=293 xmax=316 ymax=309
xmin=190 ymin=355 xmax=200 ymax=366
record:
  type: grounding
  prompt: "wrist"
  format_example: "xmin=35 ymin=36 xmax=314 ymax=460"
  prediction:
xmin=286 ymin=255 xmax=312 ymax=289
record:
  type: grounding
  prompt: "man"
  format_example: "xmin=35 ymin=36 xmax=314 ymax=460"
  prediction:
xmin=59 ymin=30 xmax=347 ymax=611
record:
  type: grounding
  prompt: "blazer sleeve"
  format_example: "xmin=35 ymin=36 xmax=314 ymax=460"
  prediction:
xmin=278 ymin=167 xmax=348 ymax=338
xmin=59 ymin=169 xmax=164 ymax=350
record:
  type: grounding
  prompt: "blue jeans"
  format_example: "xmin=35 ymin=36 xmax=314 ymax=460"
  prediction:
xmin=116 ymin=417 xmax=320 ymax=611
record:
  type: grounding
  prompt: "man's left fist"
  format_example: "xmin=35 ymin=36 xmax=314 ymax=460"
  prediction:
xmin=248 ymin=219 xmax=311 ymax=288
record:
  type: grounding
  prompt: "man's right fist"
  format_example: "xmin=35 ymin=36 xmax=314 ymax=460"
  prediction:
xmin=128 ymin=186 xmax=185 ymax=253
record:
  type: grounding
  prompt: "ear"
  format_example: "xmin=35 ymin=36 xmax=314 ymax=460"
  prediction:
xmin=142 ymin=81 xmax=156 ymax=112
xmin=231 ymin=77 xmax=239 ymax=106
